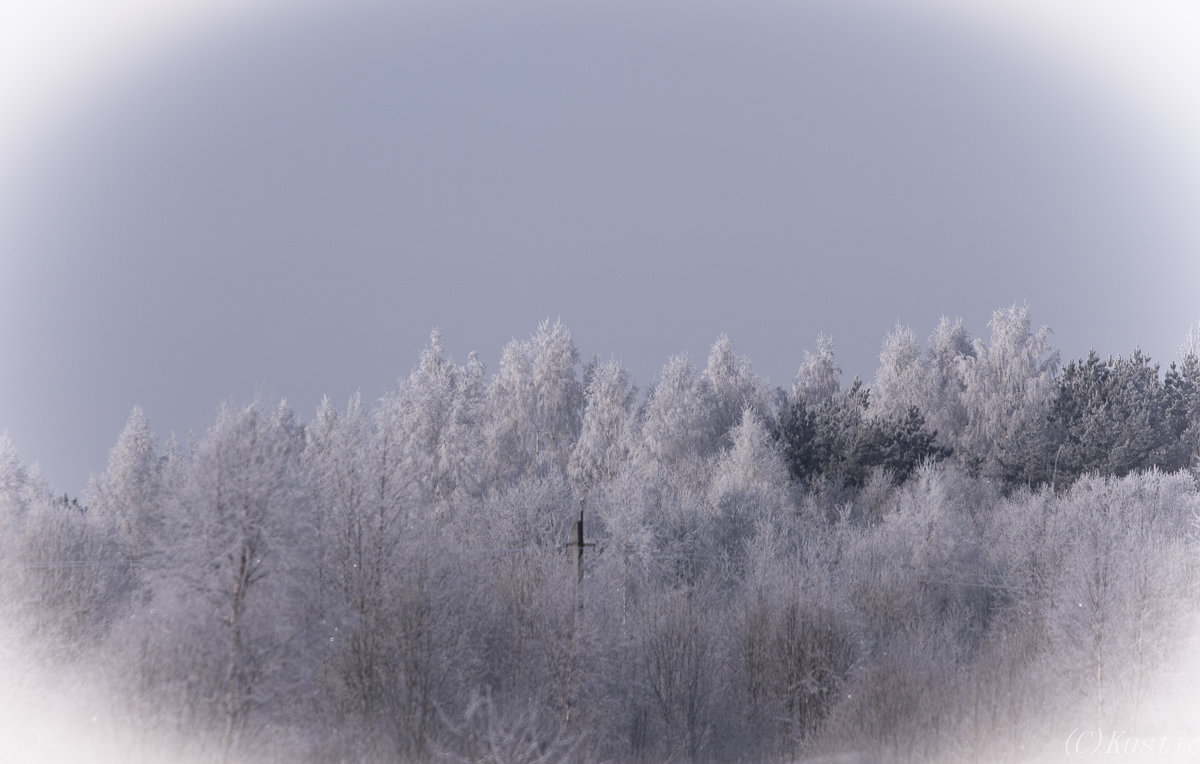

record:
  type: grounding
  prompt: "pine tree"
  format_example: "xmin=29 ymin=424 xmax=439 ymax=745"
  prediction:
xmin=1048 ymin=349 xmax=1176 ymax=485
xmin=1169 ymin=321 xmax=1200 ymax=469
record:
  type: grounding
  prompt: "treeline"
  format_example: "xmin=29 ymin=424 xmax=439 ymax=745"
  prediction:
xmin=1 ymin=305 xmax=1199 ymax=762
xmin=780 ymin=308 xmax=1200 ymax=493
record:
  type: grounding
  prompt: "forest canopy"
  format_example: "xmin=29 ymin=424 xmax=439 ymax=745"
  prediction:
xmin=2 ymin=306 xmax=1200 ymax=762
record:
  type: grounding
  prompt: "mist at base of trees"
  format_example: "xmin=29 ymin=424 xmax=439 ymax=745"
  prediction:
xmin=2 ymin=307 xmax=1200 ymax=763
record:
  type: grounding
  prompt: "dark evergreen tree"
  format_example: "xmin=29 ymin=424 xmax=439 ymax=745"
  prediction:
xmin=857 ymin=404 xmax=950 ymax=485
xmin=1164 ymin=353 xmax=1200 ymax=470
xmin=776 ymin=382 xmax=945 ymax=490
xmin=1047 ymin=349 xmax=1176 ymax=487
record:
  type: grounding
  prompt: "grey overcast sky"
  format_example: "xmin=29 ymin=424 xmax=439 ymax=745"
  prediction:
xmin=1 ymin=1 xmax=1198 ymax=495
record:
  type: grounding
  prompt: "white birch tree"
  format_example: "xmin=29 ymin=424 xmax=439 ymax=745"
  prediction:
xmin=870 ymin=324 xmax=924 ymax=422
xmin=922 ymin=316 xmax=974 ymax=453
xmin=640 ymin=353 xmax=718 ymax=469
xmin=568 ymin=359 xmax=639 ymax=493
xmin=957 ymin=304 xmax=1059 ymax=483
xmin=440 ymin=350 xmax=489 ymax=503
xmin=170 ymin=401 xmax=313 ymax=760
xmin=86 ymin=406 xmax=163 ymax=570
xmin=790 ymin=335 xmax=841 ymax=409
xmin=703 ymin=334 xmax=771 ymax=449
xmin=487 ymin=320 xmax=582 ymax=485
xmin=397 ymin=329 xmax=458 ymax=507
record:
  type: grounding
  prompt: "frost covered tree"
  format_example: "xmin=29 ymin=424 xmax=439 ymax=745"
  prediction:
xmin=326 ymin=389 xmax=419 ymax=726
xmin=590 ymin=468 xmax=655 ymax=636
xmin=922 ymin=316 xmax=974 ymax=453
xmin=957 ymin=304 xmax=1059 ymax=485
xmin=440 ymin=350 xmax=489 ymax=502
xmin=709 ymin=408 xmax=789 ymax=520
xmin=568 ymin=359 xmax=638 ymax=493
xmin=639 ymin=588 xmax=714 ymax=761
xmin=1167 ymin=321 xmax=1200 ymax=470
xmin=305 ymin=394 xmax=370 ymax=619
xmin=167 ymin=401 xmax=314 ymax=759
xmin=0 ymin=437 xmax=123 ymax=657
xmin=1182 ymin=319 xmax=1200 ymax=362
xmin=870 ymin=319 xmax=974 ymax=462
xmin=12 ymin=305 xmax=1200 ymax=761
xmin=790 ymin=334 xmax=841 ymax=409
xmin=640 ymin=353 xmax=718 ymax=468
xmin=778 ymin=337 xmax=853 ymax=490
xmin=396 ymin=329 xmax=459 ymax=506
xmin=778 ymin=339 xmax=856 ymax=487
xmin=1042 ymin=472 xmax=1198 ymax=730
xmin=487 ymin=320 xmax=582 ymax=484
xmin=86 ymin=406 xmax=163 ymax=569
xmin=708 ymin=408 xmax=791 ymax=558
xmin=703 ymin=335 xmax=771 ymax=449
xmin=1048 ymin=349 xmax=1178 ymax=485
xmin=393 ymin=329 xmax=490 ymax=507
xmin=12 ymin=490 xmax=125 ymax=660
xmin=735 ymin=560 xmax=856 ymax=758
xmin=870 ymin=324 xmax=925 ymax=423
xmin=778 ymin=386 xmax=943 ymax=491
xmin=0 ymin=432 xmax=36 ymax=531
xmin=307 ymin=391 xmax=461 ymax=759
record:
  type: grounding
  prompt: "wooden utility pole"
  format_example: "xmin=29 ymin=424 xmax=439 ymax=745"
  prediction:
xmin=563 ymin=506 xmax=594 ymax=725
xmin=569 ymin=508 xmax=595 ymax=627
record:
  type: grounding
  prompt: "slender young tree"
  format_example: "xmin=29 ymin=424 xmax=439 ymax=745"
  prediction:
xmin=397 ymin=329 xmax=459 ymax=506
xmin=329 ymin=389 xmax=415 ymax=726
